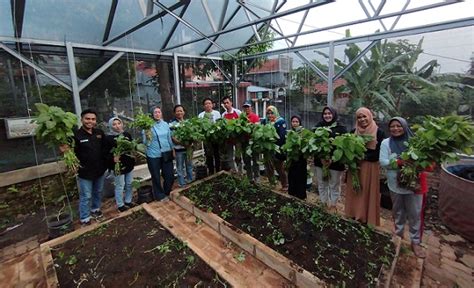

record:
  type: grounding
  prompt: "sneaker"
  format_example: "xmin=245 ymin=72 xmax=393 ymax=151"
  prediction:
xmin=80 ymin=220 xmax=91 ymax=226
xmin=91 ymin=210 xmax=103 ymax=219
xmin=117 ymin=205 xmax=129 ymax=212
xmin=124 ymin=202 xmax=138 ymax=208
xmin=161 ymin=196 xmax=170 ymax=202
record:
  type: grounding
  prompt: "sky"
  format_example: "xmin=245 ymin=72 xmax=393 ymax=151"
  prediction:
xmin=263 ymin=0 xmax=474 ymax=73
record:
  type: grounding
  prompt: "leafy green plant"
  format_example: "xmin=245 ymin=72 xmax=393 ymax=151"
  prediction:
xmin=111 ymin=135 xmax=140 ymax=175
xmin=394 ymin=115 xmax=474 ymax=190
xmin=173 ymin=117 xmax=207 ymax=159
xmin=309 ymin=126 xmax=333 ymax=179
xmin=130 ymin=110 xmax=155 ymax=143
xmin=34 ymin=103 xmax=80 ymax=173
xmin=247 ymin=124 xmax=280 ymax=184
xmin=332 ymin=134 xmax=368 ymax=192
xmin=281 ymin=128 xmax=313 ymax=165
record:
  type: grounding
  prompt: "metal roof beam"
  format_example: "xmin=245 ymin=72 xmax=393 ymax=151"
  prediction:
xmin=103 ymin=0 xmax=119 ymax=42
xmin=103 ymin=1 xmax=185 ymax=46
xmin=162 ymin=0 xmax=334 ymax=52
xmin=152 ymin=0 xmax=235 ymax=59
xmin=161 ymin=2 xmax=190 ymax=50
xmin=294 ymin=51 xmax=328 ymax=82
xmin=202 ymin=6 xmax=241 ymax=54
xmin=10 ymin=0 xmax=26 ymax=39
xmin=201 ymin=0 xmax=218 ymax=32
xmin=0 ymin=42 xmax=72 ymax=91
xmin=333 ymin=40 xmax=379 ymax=80
xmin=207 ymin=0 xmax=461 ymax=56
xmin=0 ymin=37 xmax=224 ymax=61
xmin=240 ymin=17 xmax=474 ymax=60
xmin=78 ymin=52 xmax=125 ymax=92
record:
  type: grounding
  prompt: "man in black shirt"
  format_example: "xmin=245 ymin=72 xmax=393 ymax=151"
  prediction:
xmin=73 ymin=109 xmax=107 ymax=224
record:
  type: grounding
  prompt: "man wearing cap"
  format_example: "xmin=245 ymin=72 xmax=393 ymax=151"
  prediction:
xmin=242 ymin=100 xmax=261 ymax=181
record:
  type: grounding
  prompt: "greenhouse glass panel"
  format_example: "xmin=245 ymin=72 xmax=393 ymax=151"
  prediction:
xmin=22 ymin=0 xmax=110 ymax=44
xmin=0 ymin=1 xmax=13 ymax=37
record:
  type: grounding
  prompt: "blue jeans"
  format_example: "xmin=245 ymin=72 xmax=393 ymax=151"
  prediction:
xmin=175 ymin=150 xmax=193 ymax=187
xmin=147 ymin=157 xmax=174 ymax=200
xmin=78 ymin=173 xmax=105 ymax=223
xmin=114 ymin=171 xmax=133 ymax=208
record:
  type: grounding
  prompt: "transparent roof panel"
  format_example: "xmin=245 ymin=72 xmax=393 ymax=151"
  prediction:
xmin=109 ymin=0 xmax=145 ymax=38
xmin=22 ymin=0 xmax=110 ymax=44
xmin=113 ymin=8 xmax=184 ymax=51
xmin=0 ymin=1 xmax=13 ymax=37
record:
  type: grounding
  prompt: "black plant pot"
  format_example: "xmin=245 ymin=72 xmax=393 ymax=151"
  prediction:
xmin=47 ymin=213 xmax=73 ymax=239
xmin=195 ymin=165 xmax=208 ymax=180
xmin=137 ymin=185 xmax=154 ymax=204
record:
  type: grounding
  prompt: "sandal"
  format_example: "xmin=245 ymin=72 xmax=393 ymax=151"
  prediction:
xmin=411 ymin=243 xmax=426 ymax=259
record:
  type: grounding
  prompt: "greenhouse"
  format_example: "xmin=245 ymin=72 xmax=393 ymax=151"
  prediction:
xmin=0 ymin=0 xmax=473 ymax=287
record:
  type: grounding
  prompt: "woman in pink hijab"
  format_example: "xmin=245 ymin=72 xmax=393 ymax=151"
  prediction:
xmin=344 ymin=107 xmax=385 ymax=226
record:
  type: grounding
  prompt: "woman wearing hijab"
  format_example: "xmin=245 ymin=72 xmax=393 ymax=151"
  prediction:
xmin=313 ymin=107 xmax=347 ymax=211
xmin=105 ymin=117 xmax=136 ymax=212
xmin=262 ymin=106 xmax=288 ymax=190
xmin=169 ymin=105 xmax=193 ymax=188
xmin=380 ymin=117 xmax=428 ymax=258
xmin=344 ymin=107 xmax=385 ymax=226
xmin=144 ymin=106 xmax=175 ymax=201
xmin=287 ymin=115 xmax=307 ymax=200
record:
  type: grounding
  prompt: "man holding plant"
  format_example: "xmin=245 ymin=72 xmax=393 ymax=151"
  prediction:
xmin=241 ymin=100 xmax=260 ymax=182
xmin=64 ymin=109 xmax=107 ymax=225
xmin=220 ymin=96 xmax=241 ymax=171
xmin=198 ymin=98 xmax=221 ymax=175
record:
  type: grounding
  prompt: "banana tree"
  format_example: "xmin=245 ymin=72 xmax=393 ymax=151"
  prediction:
xmin=332 ymin=36 xmax=438 ymax=117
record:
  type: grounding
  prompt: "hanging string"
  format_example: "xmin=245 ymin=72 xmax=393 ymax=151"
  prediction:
xmin=19 ymin=43 xmax=49 ymax=222
xmin=125 ymin=35 xmax=135 ymax=117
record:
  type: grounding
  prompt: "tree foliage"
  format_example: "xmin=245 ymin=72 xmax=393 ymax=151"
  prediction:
xmin=332 ymin=35 xmax=438 ymax=117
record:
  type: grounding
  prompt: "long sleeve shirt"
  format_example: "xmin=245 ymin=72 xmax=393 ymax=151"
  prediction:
xmin=379 ymin=138 xmax=414 ymax=195
xmin=143 ymin=120 xmax=174 ymax=158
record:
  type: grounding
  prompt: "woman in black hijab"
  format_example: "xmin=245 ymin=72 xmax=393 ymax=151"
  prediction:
xmin=313 ymin=107 xmax=347 ymax=212
xmin=287 ymin=115 xmax=307 ymax=200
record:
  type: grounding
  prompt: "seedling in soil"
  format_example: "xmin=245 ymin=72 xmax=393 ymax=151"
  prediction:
xmin=195 ymin=217 xmax=203 ymax=225
xmin=66 ymin=255 xmax=77 ymax=266
xmin=234 ymin=251 xmax=246 ymax=262
xmin=220 ymin=209 xmax=232 ymax=220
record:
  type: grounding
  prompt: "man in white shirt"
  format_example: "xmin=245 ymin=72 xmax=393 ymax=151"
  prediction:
xmin=198 ymin=98 xmax=221 ymax=175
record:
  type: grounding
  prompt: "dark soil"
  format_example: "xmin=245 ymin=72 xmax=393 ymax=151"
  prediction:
xmin=0 ymin=211 xmax=48 ymax=249
xmin=184 ymin=174 xmax=396 ymax=287
xmin=52 ymin=209 xmax=228 ymax=287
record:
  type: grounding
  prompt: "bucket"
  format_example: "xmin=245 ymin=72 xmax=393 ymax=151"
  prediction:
xmin=47 ymin=213 xmax=73 ymax=239
xmin=137 ymin=185 xmax=154 ymax=204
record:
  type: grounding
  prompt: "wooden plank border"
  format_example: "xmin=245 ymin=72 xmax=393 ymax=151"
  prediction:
xmin=170 ymin=172 xmax=401 ymax=287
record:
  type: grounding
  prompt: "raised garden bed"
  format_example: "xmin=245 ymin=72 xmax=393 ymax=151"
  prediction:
xmin=40 ymin=207 xmax=229 ymax=287
xmin=171 ymin=172 xmax=400 ymax=287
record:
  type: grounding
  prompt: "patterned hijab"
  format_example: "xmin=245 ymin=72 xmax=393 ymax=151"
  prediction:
xmin=388 ymin=117 xmax=414 ymax=156
xmin=355 ymin=107 xmax=378 ymax=150
xmin=107 ymin=116 xmax=123 ymax=136
xmin=266 ymin=105 xmax=280 ymax=122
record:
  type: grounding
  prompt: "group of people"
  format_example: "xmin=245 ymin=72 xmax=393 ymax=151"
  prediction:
xmin=67 ymin=99 xmax=428 ymax=258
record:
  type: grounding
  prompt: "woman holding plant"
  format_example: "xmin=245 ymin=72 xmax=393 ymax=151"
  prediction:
xmin=169 ymin=105 xmax=193 ymax=188
xmin=379 ymin=117 xmax=428 ymax=258
xmin=262 ymin=106 xmax=288 ymax=191
xmin=105 ymin=117 xmax=136 ymax=212
xmin=313 ymin=106 xmax=347 ymax=211
xmin=287 ymin=115 xmax=307 ymax=200
xmin=344 ymin=107 xmax=385 ymax=226
xmin=145 ymin=106 xmax=175 ymax=201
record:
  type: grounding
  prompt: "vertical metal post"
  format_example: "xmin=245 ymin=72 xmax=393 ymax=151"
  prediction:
xmin=327 ymin=42 xmax=335 ymax=107
xmin=65 ymin=42 xmax=82 ymax=122
xmin=173 ymin=53 xmax=181 ymax=104
xmin=233 ymin=61 xmax=238 ymax=105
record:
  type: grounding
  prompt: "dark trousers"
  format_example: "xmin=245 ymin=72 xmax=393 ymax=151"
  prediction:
xmin=146 ymin=157 xmax=174 ymax=200
xmin=204 ymin=142 xmax=220 ymax=175
xmin=288 ymin=157 xmax=307 ymax=200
